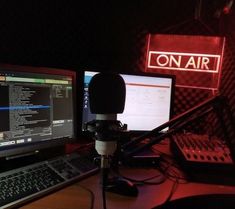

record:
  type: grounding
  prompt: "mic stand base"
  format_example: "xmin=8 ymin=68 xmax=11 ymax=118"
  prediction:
xmin=105 ymin=176 xmax=139 ymax=197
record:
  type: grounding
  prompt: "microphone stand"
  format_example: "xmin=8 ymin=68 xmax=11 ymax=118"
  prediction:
xmin=122 ymin=107 xmax=214 ymax=158
xmin=87 ymin=118 xmax=138 ymax=200
xmin=89 ymin=119 xmax=123 ymax=209
xmin=120 ymin=94 xmax=232 ymax=159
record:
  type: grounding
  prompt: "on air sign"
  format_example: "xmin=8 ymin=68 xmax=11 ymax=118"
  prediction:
xmin=145 ymin=34 xmax=225 ymax=90
xmin=148 ymin=51 xmax=221 ymax=73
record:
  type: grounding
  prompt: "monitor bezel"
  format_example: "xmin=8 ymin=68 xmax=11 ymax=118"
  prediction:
xmin=80 ymin=69 xmax=176 ymax=135
xmin=0 ymin=63 xmax=77 ymax=158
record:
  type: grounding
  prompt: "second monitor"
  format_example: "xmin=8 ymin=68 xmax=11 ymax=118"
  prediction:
xmin=82 ymin=71 xmax=175 ymax=133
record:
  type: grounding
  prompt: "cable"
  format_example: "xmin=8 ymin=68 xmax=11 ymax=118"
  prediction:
xmin=76 ymin=184 xmax=95 ymax=209
xmin=158 ymin=159 xmax=188 ymax=183
xmin=102 ymin=184 xmax=107 ymax=209
xmin=150 ymin=139 xmax=188 ymax=178
xmin=150 ymin=140 xmax=174 ymax=160
xmin=163 ymin=180 xmax=179 ymax=205
xmin=118 ymin=171 xmax=166 ymax=185
xmin=154 ymin=161 xmax=181 ymax=207
xmin=101 ymin=167 xmax=109 ymax=209
xmin=109 ymin=158 xmax=167 ymax=186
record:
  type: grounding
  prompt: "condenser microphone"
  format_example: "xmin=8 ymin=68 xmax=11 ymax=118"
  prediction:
xmin=88 ymin=72 xmax=126 ymax=159
xmin=88 ymin=73 xmax=138 ymax=201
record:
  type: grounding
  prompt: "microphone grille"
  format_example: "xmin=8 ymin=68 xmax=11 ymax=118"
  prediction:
xmin=88 ymin=72 xmax=126 ymax=114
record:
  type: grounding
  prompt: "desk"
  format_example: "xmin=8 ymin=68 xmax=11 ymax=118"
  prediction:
xmin=20 ymin=166 xmax=235 ymax=209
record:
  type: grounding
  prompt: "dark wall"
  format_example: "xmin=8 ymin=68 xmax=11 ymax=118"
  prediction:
xmin=1 ymin=1 xmax=235 ymax=129
xmin=0 ymin=1 xmax=196 ymax=71
xmin=1 ymin=1 xmax=234 ymax=71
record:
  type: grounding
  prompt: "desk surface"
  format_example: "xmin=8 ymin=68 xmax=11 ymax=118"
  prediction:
xmin=20 ymin=166 xmax=235 ymax=209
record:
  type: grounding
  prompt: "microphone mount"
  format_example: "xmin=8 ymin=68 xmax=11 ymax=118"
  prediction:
xmin=85 ymin=119 xmax=126 ymax=141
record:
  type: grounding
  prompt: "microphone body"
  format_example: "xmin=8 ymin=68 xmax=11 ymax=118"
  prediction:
xmin=88 ymin=72 xmax=139 ymax=199
xmin=88 ymin=72 xmax=126 ymax=164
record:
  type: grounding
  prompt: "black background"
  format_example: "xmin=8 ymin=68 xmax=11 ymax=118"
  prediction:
xmin=0 ymin=86 xmax=9 ymax=131
xmin=0 ymin=1 xmax=222 ymax=70
xmin=0 ymin=1 xmax=235 ymax=131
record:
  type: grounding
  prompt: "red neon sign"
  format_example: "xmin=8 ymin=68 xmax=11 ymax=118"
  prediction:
xmin=148 ymin=51 xmax=221 ymax=73
xmin=145 ymin=34 xmax=225 ymax=91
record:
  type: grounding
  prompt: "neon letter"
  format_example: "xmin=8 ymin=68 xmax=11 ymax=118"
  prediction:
xmin=201 ymin=57 xmax=209 ymax=70
xmin=156 ymin=54 xmax=169 ymax=67
xmin=169 ymin=55 xmax=181 ymax=67
xmin=185 ymin=57 xmax=196 ymax=69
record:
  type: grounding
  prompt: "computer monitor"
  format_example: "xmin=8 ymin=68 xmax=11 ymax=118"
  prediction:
xmin=82 ymin=70 xmax=175 ymax=133
xmin=0 ymin=64 xmax=76 ymax=158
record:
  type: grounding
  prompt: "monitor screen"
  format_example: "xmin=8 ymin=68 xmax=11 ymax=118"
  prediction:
xmin=0 ymin=64 xmax=76 ymax=158
xmin=82 ymin=70 xmax=175 ymax=132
